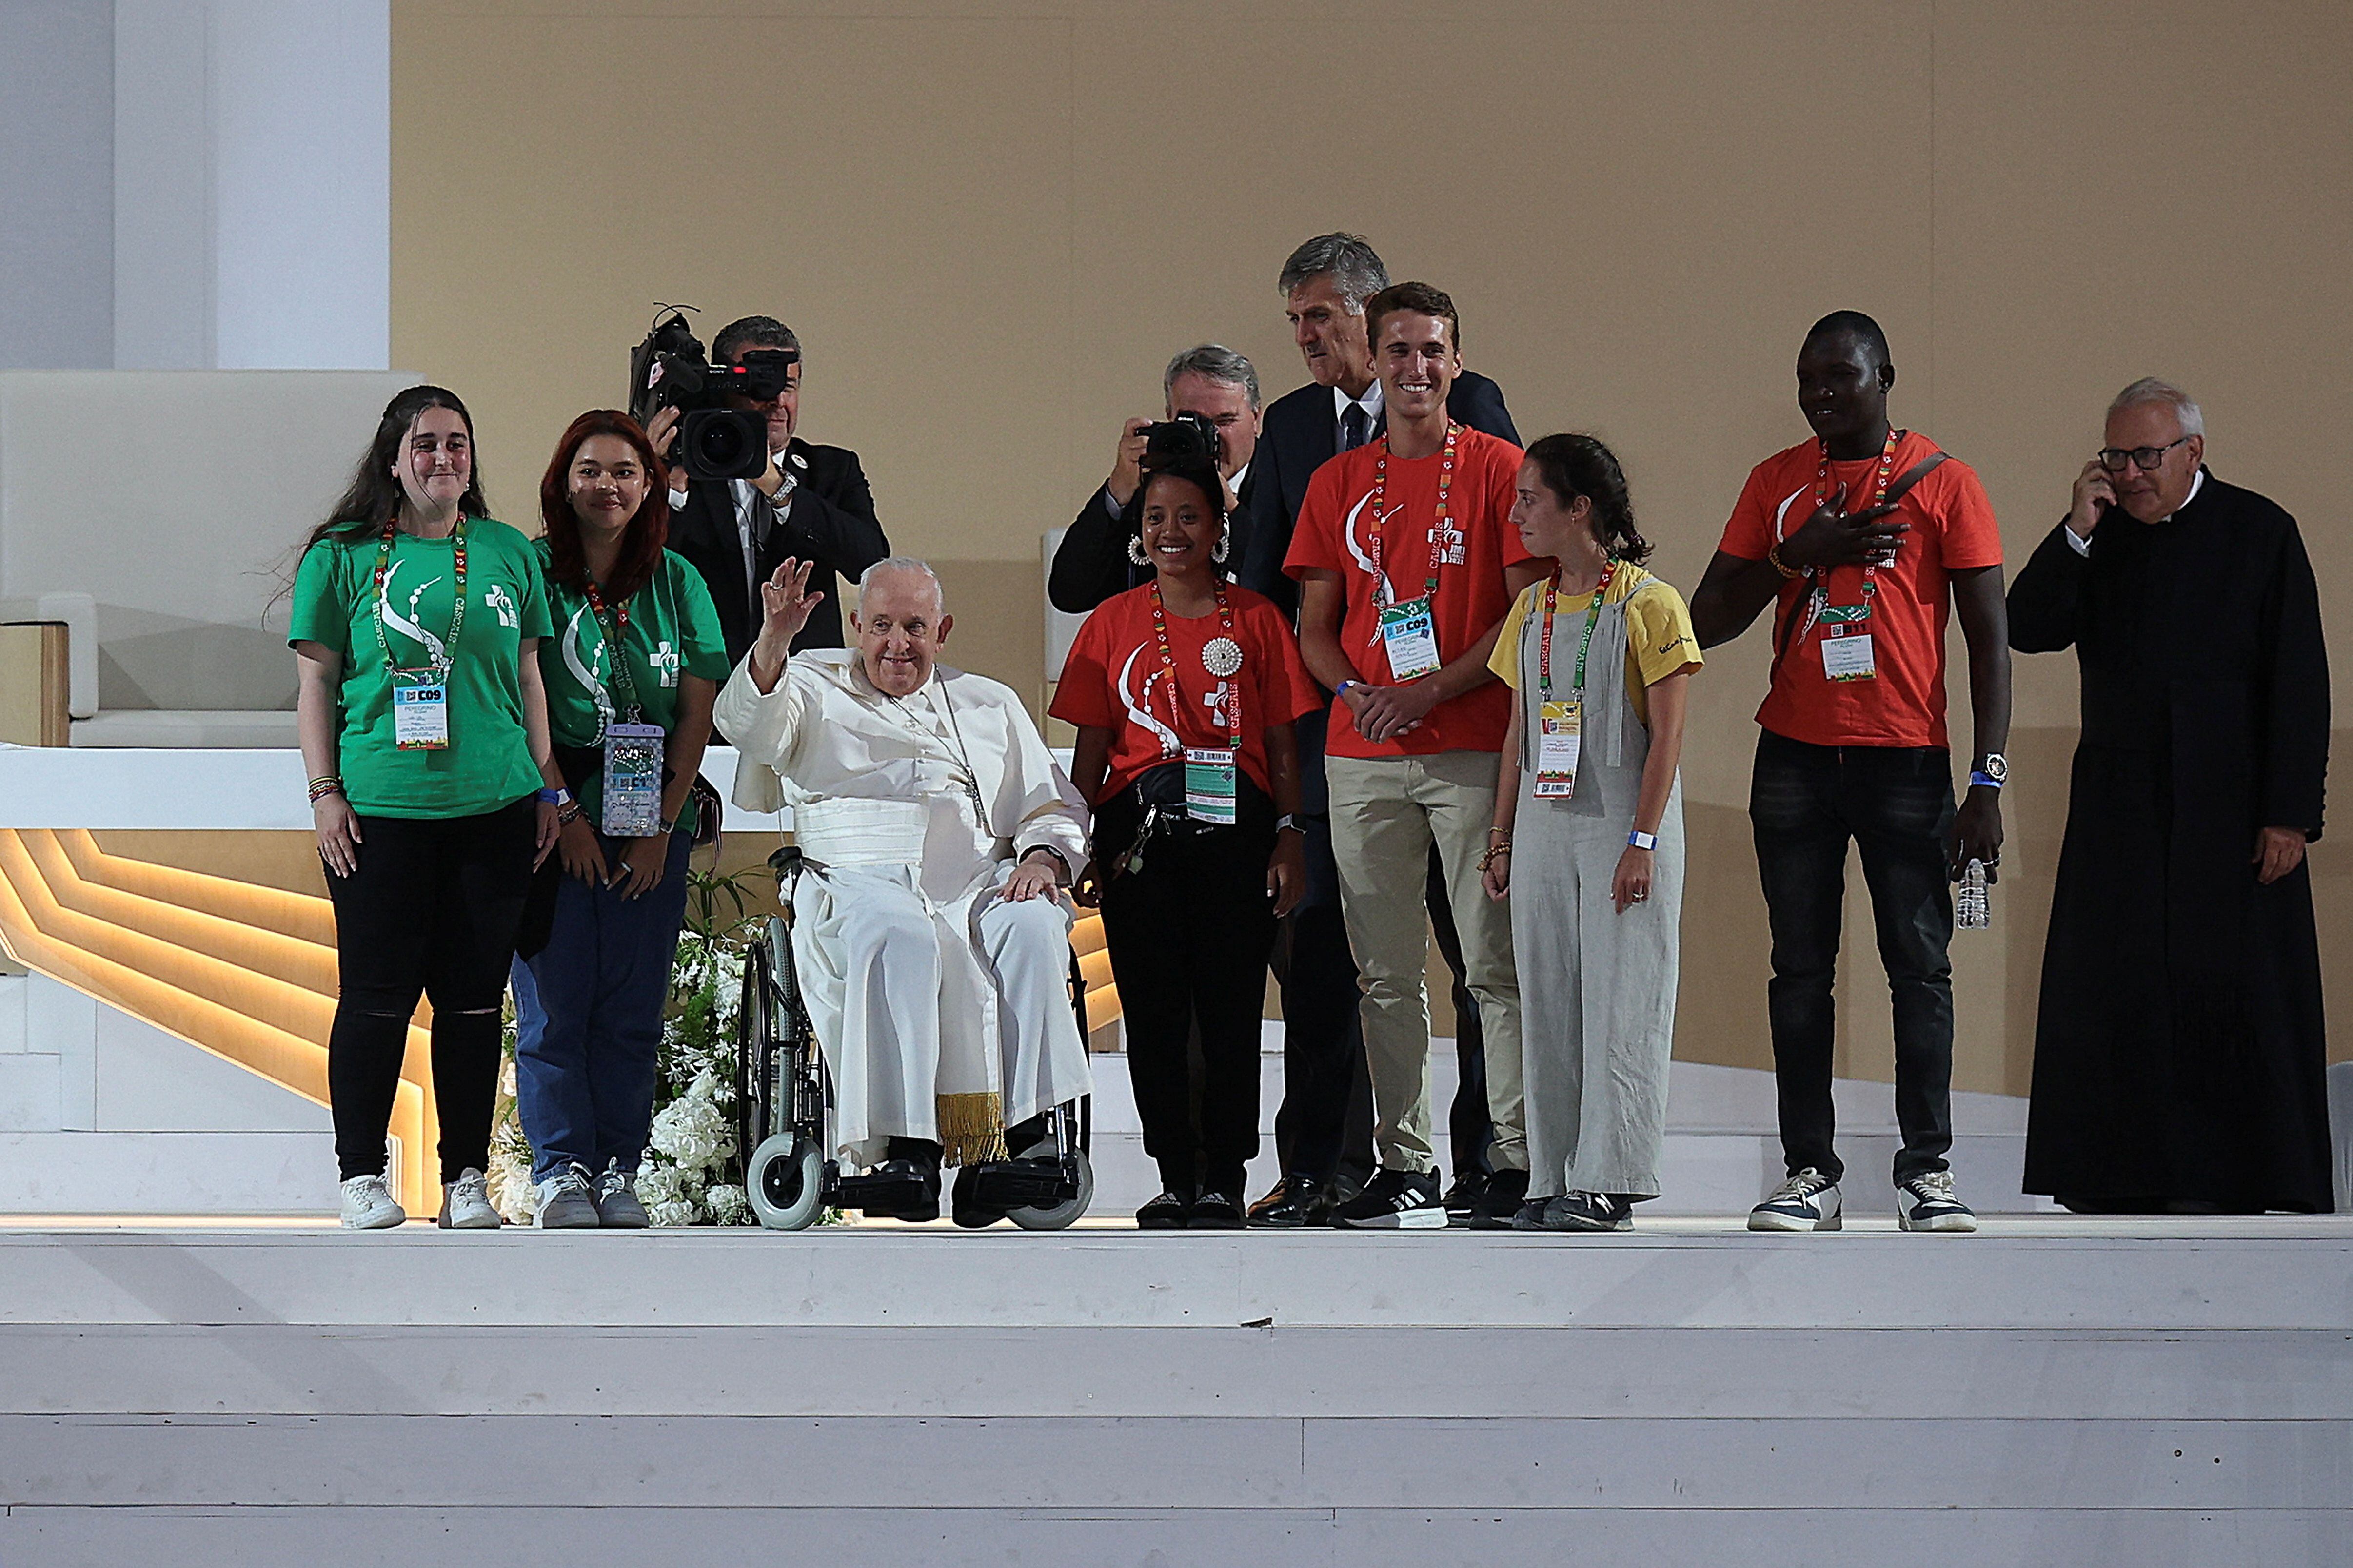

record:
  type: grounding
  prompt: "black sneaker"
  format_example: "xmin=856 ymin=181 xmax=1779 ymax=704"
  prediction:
xmin=1135 ymin=1191 xmax=1190 ymax=1229
xmin=1441 ymin=1169 xmax=1490 ymax=1224
xmin=1465 ymin=1168 xmax=1529 ymax=1229
xmin=1544 ymin=1191 xmax=1633 ymax=1232
xmin=1507 ymin=1197 xmax=1552 ymax=1231
xmin=1331 ymin=1168 xmax=1446 ymax=1230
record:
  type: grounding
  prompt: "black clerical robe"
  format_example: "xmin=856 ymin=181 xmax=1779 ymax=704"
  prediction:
xmin=2007 ymin=469 xmax=2333 ymax=1212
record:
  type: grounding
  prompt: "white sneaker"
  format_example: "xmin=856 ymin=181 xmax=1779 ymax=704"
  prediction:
xmin=1748 ymin=1168 xmax=1843 ymax=1232
xmin=437 ymin=1167 xmax=504 ymax=1229
xmin=339 ymin=1173 xmax=406 ymax=1230
xmin=1896 ymin=1170 xmax=1979 ymax=1233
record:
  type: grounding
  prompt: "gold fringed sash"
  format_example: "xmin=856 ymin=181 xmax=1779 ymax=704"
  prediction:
xmin=936 ymin=1090 xmax=1007 ymax=1167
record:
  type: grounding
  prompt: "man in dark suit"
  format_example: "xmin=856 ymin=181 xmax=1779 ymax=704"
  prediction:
xmin=650 ymin=314 xmax=890 ymax=667
xmin=1237 ymin=234 xmax=1521 ymax=1227
xmin=1048 ymin=344 xmax=1262 ymax=612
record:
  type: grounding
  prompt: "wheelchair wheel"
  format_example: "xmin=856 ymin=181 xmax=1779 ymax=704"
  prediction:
xmin=748 ymin=1133 xmax=826 ymax=1230
xmin=1006 ymin=1139 xmax=1093 ymax=1231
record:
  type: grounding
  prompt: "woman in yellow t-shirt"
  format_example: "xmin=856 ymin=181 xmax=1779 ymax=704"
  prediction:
xmin=1480 ymin=435 xmax=1701 ymax=1232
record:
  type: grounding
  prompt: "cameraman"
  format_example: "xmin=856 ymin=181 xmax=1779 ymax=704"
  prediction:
xmin=649 ymin=315 xmax=889 ymax=664
xmin=1049 ymin=344 xmax=1261 ymax=613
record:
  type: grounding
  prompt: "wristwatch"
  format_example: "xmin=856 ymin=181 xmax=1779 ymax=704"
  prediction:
xmin=1275 ymin=814 xmax=1305 ymax=835
xmin=1971 ymin=753 xmax=2009 ymax=789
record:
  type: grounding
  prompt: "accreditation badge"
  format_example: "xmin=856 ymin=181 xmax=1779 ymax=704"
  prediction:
xmin=1377 ymin=596 xmax=1443 ymax=682
xmin=600 ymin=722 xmax=667 ymax=837
xmin=1184 ymin=746 xmax=1238 ymax=826
xmin=1534 ymin=699 xmax=1582 ymax=798
xmin=1819 ymin=628 xmax=1878 ymax=682
xmin=392 ymin=676 xmax=451 ymax=750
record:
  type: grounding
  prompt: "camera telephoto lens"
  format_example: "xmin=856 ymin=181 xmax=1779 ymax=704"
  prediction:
xmin=680 ymin=409 xmax=770 ymax=481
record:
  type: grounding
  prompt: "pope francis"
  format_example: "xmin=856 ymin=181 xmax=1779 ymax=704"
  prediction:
xmin=716 ymin=554 xmax=1093 ymax=1216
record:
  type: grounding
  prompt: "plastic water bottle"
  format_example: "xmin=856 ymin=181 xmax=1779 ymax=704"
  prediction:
xmin=1957 ymin=858 xmax=1990 ymax=930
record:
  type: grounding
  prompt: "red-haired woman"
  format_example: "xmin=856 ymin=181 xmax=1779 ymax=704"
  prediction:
xmin=514 ymin=410 xmax=731 ymax=1228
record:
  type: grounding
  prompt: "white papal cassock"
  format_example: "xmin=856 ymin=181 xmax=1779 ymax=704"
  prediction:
xmin=716 ymin=649 xmax=1093 ymax=1168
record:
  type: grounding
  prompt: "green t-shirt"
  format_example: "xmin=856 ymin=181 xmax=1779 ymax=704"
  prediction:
xmin=289 ymin=518 xmax=554 ymax=819
xmin=536 ymin=543 xmax=730 ymax=834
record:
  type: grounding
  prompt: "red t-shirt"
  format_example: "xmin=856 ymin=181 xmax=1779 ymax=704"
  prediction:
xmin=1282 ymin=426 xmax=1534 ymax=757
xmin=1050 ymin=583 xmax=1324 ymax=804
xmin=1718 ymin=432 xmax=2003 ymax=750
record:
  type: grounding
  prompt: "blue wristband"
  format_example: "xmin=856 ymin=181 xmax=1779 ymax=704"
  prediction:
xmin=1968 ymin=772 xmax=2004 ymax=791
xmin=537 ymin=786 xmax=571 ymax=805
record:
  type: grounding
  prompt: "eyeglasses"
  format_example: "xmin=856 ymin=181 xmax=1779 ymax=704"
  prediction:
xmin=2096 ymin=435 xmax=2193 ymax=473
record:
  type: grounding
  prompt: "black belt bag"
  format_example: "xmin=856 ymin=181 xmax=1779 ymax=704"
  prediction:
xmin=1099 ymin=761 xmax=1274 ymax=881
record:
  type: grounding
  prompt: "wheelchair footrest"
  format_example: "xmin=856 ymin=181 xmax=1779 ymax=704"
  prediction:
xmin=836 ymin=1170 xmax=930 ymax=1213
xmin=962 ymin=1157 xmax=1076 ymax=1210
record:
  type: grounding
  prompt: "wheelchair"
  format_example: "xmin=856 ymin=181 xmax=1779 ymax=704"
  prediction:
xmin=736 ymin=846 xmax=1095 ymax=1230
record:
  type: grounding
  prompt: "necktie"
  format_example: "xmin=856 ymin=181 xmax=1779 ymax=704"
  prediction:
xmin=1341 ymin=403 xmax=1371 ymax=452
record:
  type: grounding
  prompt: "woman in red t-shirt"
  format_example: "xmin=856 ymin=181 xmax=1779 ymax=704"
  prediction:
xmin=1051 ymin=454 xmax=1321 ymax=1230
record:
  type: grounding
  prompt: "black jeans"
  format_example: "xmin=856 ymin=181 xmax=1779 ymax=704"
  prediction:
xmin=1749 ymin=730 xmax=1955 ymax=1184
xmin=1097 ymin=789 xmax=1279 ymax=1198
xmin=324 ymin=799 xmax=538 ymax=1183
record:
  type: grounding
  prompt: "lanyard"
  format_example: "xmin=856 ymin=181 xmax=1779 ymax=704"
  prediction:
xmin=1365 ymin=421 xmax=1460 ymax=609
xmin=373 ymin=518 xmax=466 ymax=676
xmin=582 ymin=577 xmax=646 ymax=726
xmin=1147 ymin=580 xmax=1242 ymax=755
xmin=1799 ymin=425 xmax=1900 ymax=638
xmin=1536 ymin=560 xmax=1617 ymax=704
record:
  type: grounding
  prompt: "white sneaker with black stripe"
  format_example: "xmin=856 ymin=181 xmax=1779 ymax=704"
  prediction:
xmin=1896 ymin=1170 xmax=1978 ymax=1233
xmin=1748 ymin=1168 xmax=1842 ymax=1232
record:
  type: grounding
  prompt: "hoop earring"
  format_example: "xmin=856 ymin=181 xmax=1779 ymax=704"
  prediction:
xmin=1211 ymin=530 xmax=1230 ymax=565
xmin=1127 ymin=537 xmax=1149 ymax=566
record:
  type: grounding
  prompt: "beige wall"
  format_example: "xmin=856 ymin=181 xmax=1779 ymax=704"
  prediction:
xmin=393 ymin=0 xmax=2353 ymax=1089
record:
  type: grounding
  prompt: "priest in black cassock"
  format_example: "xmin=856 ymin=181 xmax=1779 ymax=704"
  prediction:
xmin=2009 ymin=378 xmax=2332 ymax=1214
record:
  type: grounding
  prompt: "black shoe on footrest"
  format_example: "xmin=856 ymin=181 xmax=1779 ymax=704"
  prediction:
xmin=957 ymin=1158 xmax=1073 ymax=1223
xmin=840 ymin=1159 xmax=939 ymax=1222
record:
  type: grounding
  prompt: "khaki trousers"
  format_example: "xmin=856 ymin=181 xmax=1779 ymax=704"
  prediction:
xmin=1325 ymin=750 xmax=1524 ymax=1175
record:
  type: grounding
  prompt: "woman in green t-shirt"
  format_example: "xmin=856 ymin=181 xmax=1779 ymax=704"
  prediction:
xmin=290 ymin=385 xmax=563 ymax=1232
xmin=512 ymin=409 xmax=729 ymax=1229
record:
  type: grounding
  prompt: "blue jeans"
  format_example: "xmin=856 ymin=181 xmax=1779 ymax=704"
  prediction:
xmin=1749 ymin=729 xmax=1956 ymax=1185
xmin=516 ymin=831 xmax=693 ymax=1183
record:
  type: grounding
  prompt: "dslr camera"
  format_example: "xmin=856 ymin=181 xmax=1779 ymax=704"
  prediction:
xmin=627 ymin=307 xmax=798 ymax=482
xmin=1138 ymin=411 xmax=1222 ymax=471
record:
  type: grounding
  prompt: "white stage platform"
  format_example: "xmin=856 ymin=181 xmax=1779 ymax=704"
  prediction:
xmin=0 ymin=1219 xmax=2347 ymax=1564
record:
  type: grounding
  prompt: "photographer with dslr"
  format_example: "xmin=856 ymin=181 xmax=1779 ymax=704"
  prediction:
xmin=1049 ymin=344 xmax=1261 ymax=613
xmin=642 ymin=313 xmax=888 ymax=664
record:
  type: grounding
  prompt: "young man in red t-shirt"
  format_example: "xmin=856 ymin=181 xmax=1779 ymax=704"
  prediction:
xmin=1285 ymin=282 xmax=1547 ymax=1227
xmin=1691 ymin=310 xmax=2012 ymax=1235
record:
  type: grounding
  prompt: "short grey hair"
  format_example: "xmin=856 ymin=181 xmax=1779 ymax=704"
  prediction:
xmin=1163 ymin=343 xmax=1260 ymax=410
xmin=858 ymin=555 xmax=946 ymax=609
xmin=2109 ymin=376 xmax=2205 ymax=437
xmin=1278 ymin=232 xmax=1389 ymax=313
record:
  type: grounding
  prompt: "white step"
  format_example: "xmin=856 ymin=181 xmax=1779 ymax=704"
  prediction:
xmin=0 ymin=1222 xmax=2345 ymax=1566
